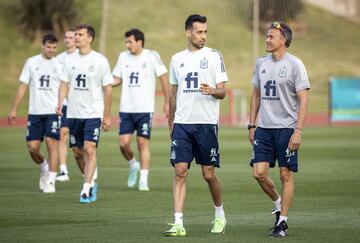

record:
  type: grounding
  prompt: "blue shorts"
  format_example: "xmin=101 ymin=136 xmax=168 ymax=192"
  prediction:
xmin=250 ymin=127 xmax=298 ymax=172
xmin=68 ymin=118 xmax=102 ymax=148
xmin=60 ymin=106 xmax=69 ymax=128
xmin=170 ymin=124 xmax=220 ymax=168
xmin=119 ymin=112 xmax=152 ymax=139
xmin=26 ymin=114 xmax=60 ymax=141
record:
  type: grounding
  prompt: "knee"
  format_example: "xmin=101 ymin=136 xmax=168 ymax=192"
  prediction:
xmin=27 ymin=143 xmax=40 ymax=154
xmin=119 ymin=140 xmax=130 ymax=150
xmin=84 ymin=145 xmax=96 ymax=158
xmin=280 ymin=171 xmax=292 ymax=183
xmin=253 ymin=171 xmax=267 ymax=182
xmin=202 ymin=172 xmax=216 ymax=183
xmin=175 ymin=167 xmax=188 ymax=181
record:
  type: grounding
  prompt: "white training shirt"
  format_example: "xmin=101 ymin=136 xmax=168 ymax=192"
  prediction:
xmin=56 ymin=49 xmax=78 ymax=106
xmin=112 ymin=49 xmax=167 ymax=113
xmin=19 ymin=54 xmax=61 ymax=115
xmin=251 ymin=53 xmax=310 ymax=128
xmin=169 ymin=47 xmax=228 ymax=124
xmin=59 ymin=50 xmax=114 ymax=119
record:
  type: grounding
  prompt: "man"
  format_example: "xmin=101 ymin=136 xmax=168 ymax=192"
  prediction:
xmin=56 ymin=30 xmax=78 ymax=182
xmin=8 ymin=34 xmax=60 ymax=193
xmin=112 ymin=28 xmax=169 ymax=191
xmin=164 ymin=14 xmax=228 ymax=236
xmin=248 ymin=21 xmax=310 ymax=237
xmin=57 ymin=24 xmax=113 ymax=203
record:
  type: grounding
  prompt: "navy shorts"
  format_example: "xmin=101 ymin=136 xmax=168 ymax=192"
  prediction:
xmin=59 ymin=106 xmax=69 ymax=128
xmin=119 ymin=112 xmax=152 ymax=139
xmin=68 ymin=118 xmax=102 ymax=148
xmin=26 ymin=114 xmax=60 ymax=141
xmin=170 ymin=124 xmax=220 ymax=168
xmin=250 ymin=127 xmax=298 ymax=172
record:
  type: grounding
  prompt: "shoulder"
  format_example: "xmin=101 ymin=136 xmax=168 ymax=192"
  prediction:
xmin=91 ymin=51 xmax=109 ymax=63
xmin=118 ymin=50 xmax=129 ymax=60
xmin=171 ymin=49 xmax=188 ymax=61
xmin=286 ymin=53 xmax=306 ymax=68
xmin=255 ymin=54 xmax=271 ymax=67
xmin=26 ymin=54 xmax=41 ymax=64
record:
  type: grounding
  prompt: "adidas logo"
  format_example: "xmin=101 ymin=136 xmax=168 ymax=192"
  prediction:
xmin=180 ymin=63 xmax=184 ymax=68
xmin=261 ymin=69 xmax=266 ymax=74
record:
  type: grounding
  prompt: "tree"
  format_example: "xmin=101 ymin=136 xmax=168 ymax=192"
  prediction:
xmin=15 ymin=0 xmax=80 ymax=42
xmin=250 ymin=0 xmax=303 ymax=22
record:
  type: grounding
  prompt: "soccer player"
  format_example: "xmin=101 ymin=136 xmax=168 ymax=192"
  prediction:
xmin=248 ymin=21 xmax=310 ymax=237
xmin=57 ymin=24 xmax=113 ymax=203
xmin=8 ymin=34 xmax=60 ymax=193
xmin=163 ymin=14 xmax=228 ymax=236
xmin=56 ymin=30 xmax=78 ymax=182
xmin=112 ymin=28 xmax=169 ymax=191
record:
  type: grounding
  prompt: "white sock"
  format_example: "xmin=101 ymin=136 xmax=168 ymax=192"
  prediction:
xmin=39 ymin=160 xmax=48 ymax=173
xmin=277 ymin=215 xmax=288 ymax=225
xmin=81 ymin=183 xmax=91 ymax=197
xmin=174 ymin=212 xmax=183 ymax=226
xmin=48 ymin=171 xmax=57 ymax=183
xmin=214 ymin=204 xmax=225 ymax=219
xmin=60 ymin=164 xmax=68 ymax=174
xmin=140 ymin=169 xmax=149 ymax=184
xmin=128 ymin=157 xmax=136 ymax=168
xmin=274 ymin=196 xmax=281 ymax=211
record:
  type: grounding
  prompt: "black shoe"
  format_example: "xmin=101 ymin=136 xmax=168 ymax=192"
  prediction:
xmin=268 ymin=209 xmax=281 ymax=235
xmin=271 ymin=220 xmax=288 ymax=237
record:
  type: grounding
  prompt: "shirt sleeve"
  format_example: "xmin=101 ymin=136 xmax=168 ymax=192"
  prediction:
xmin=112 ymin=54 xmax=122 ymax=78
xmin=251 ymin=59 xmax=261 ymax=89
xmin=102 ymin=58 xmax=114 ymax=86
xmin=169 ymin=57 xmax=178 ymax=85
xmin=293 ymin=59 xmax=310 ymax=92
xmin=151 ymin=51 xmax=167 ymax=77
xmin=19 ymin=59 xmax=31 ymax=84
xmin=213 ymin=51 xmax=228 ymax=84
xmin=58 ymin=58 xmax=70 ymax=83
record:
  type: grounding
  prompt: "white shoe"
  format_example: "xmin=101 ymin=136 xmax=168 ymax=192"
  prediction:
xmin=138 ymin=182 xmax=150 ymax=191
xmin=39 ymin=171 xmax=49 ymax=191
xmin=127 ymin=161 xmax=140 ymax=188
xmin=43 ymin=181 xmax=56 ymax=193
xmin=56 ymin=172 xmax=70 ymax=182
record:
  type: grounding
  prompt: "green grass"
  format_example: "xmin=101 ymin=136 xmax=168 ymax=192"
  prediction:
xmin=0 ymin=126 xmax=359 ymax=242
xmin=1 ymin=1 xmax=360 ymax=117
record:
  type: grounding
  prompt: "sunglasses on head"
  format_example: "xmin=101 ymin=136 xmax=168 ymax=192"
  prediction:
xmin=271 ymin=21 xmax=284 ymax=31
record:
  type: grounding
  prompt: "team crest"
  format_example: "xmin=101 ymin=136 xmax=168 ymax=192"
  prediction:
xmin=93 ymin=128 xmax=99 ymax=141
xmin=51 ymin=121 xmax=58 ymax=133
xmin=170 ymin=149 xmax=176 ymax=160
xmin=88 ymin=65 xmax=95 ymax=72
xmin=142 ymin=123 xmax=149 ymax=135
xmin=70 ymin=135 xmax=76 ymax=144
xmin=200 ymin=58 xmax=208 ymax=69
xmin=278 ymin=66 xmax=288 ymax=78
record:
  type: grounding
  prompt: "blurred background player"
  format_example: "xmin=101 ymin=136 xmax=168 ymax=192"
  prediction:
xmin=57 ymin=24 xmax=113 ymax=203
xmin=8 ymin=34 xmax=60 ymax=193
xmin=56 ymin=30 xmax=78 ymax=182
xmin=164 ymin=14 xmax=228 ymax=236
xmin=112 ymin=28 xmax=169 ymax=191
xmin=248 ymin=21 xmax=310 ymax=237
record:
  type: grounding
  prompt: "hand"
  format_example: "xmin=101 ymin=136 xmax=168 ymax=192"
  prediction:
xmin=200 ymin=83 xmax=214 ymax=96
xmin=248 ymin=128 xmax=256 ymax=145
xmin=163 ymin=103 xmax=169 ymax=119
xmin=8 ymin=110 xmax=16 ymax=126
xmin=101 ymin=116 xmax=111 ymax=132
xmin=288 ymin=130 xmax=302 ymax=151
xmin=56 ymin=104 xmax=63 ymax=116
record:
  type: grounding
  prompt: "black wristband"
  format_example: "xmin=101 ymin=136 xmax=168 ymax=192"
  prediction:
xmin=247 ymin=124 xmax=256 ymax=130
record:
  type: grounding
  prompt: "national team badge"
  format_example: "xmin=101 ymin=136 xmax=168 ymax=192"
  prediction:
xmin=278 ymin=66 xmax=287 ymax=78
xmin=200 ymin=58 xmax=208 ymax=69
xmin=89 ymin=65 xmax=95 ymax=72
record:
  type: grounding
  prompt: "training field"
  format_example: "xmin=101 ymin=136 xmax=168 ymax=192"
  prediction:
xmin=0 ymin=126 xmax=359 ymax=242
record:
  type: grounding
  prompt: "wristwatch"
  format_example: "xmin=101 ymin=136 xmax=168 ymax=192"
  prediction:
xmin=247 ymin=124 xmax=256 ymax=130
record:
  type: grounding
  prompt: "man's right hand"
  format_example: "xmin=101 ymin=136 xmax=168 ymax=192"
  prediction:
xmin=8 ymin=110 xmax=16 ymax=126
xmin=56 ymin=105 xmax=63 ymax=116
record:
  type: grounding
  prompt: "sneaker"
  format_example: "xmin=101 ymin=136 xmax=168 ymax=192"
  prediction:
xmin=127 ymin=161 xmax=140 ymax=188
xmin=138 ymin=182 xmax=150 ymax=191
xmin=79 ymin=193 xmax=91 ymax=204
xmin=211 ymin=218 xmax=226 ymax=234
xmin=89 ymin=183 xmax=97 ymax=202
xmin=42 ymin=181 xmax=56 ymax=193
xmin=268 ymin=209 xmax=281 ymax=234
xmin=56 ymin=172 xmax=70 ymax=182
xmin=271 ymin=220 xmax=288 ymax=237
xmin=163 ymin=223 xmax=186 ymax=237
xmin=39 ymin=171 xmax=49 ymax=191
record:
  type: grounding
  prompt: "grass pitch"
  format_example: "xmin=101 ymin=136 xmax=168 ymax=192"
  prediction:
xmin=0 ymin=126 xmax=359 ymax=242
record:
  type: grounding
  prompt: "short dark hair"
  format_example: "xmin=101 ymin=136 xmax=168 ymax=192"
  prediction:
xmin=125 ymin=28 xmax=145 ymax=47
xmin=269 ymin=21 xmax=292 ymax=48
xmin=76 ymin=24 xmax=96 ymax=43
xmin=185 ymin=14 xmax=207 ymax=30
xmin=42 ymin=34 xmax=58 ymax=45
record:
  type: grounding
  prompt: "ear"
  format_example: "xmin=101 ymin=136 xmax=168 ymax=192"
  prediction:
xmin=186 ymin=29 xmax=191 ymax=38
